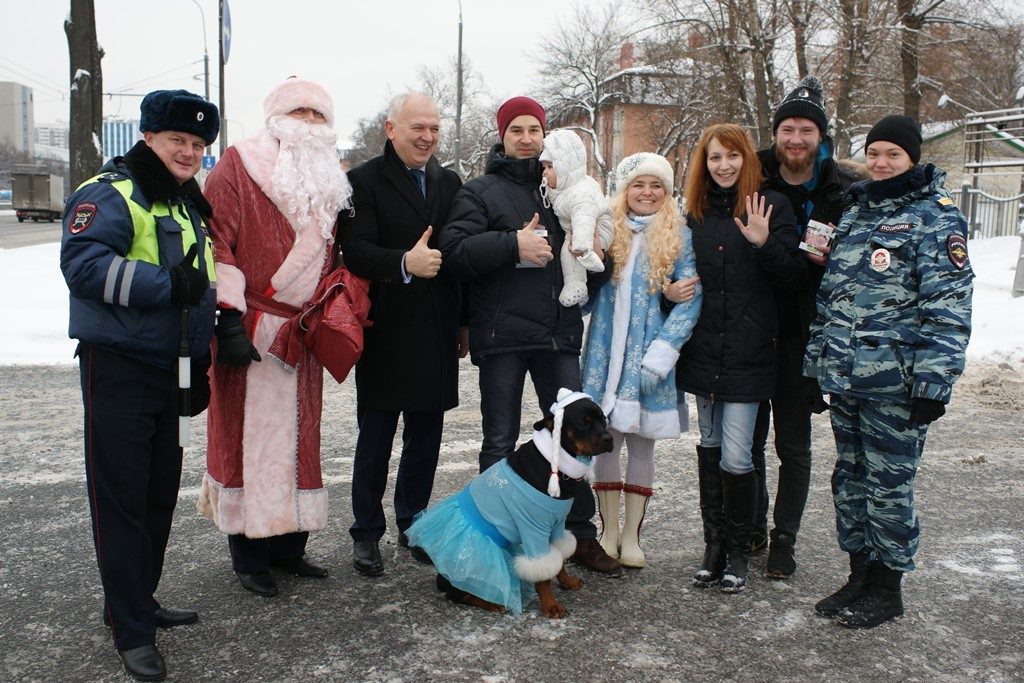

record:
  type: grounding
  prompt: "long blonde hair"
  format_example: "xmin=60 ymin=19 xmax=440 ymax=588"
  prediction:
xmin=608 ymin=190 xmax=683 ymax=294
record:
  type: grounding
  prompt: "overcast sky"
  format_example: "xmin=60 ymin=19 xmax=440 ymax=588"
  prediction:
xmin=3 ymin=0 xmax=582 ymax=149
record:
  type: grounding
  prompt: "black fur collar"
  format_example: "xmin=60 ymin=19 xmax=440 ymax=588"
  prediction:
xmin=849 ymin=164 xmax=934 ymax=205
xmin=121 ymin=141 xmax=213 ymax=219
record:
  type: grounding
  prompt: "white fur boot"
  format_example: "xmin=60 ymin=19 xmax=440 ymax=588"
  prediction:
xmin=596 ymin=488 xmax=621 ymax=560
xmin=620 ymin=492 xmax=651 ymax=568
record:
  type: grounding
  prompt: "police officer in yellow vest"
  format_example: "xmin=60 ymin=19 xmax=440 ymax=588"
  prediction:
xmin=60 ymin=89 xmax=218 ymax=682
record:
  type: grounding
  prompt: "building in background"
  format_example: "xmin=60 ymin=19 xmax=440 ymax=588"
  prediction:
xmin=0 ymin=81 xmax=36 ymax=156
xmin=36 ymin=122 xmax=69 ymax=149
xmin=102 ymin=118 xmax=142 ymax=160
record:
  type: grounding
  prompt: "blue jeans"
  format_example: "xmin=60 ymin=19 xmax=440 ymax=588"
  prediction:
xmin=696 ymin=397 xmax=759 ymax=475
xmin=477 ymin=349 xmax=597 ymax=538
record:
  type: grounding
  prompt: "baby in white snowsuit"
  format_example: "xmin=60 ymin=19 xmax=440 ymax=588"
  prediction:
xmin=539 ymin=129 xmax=614 ymax=307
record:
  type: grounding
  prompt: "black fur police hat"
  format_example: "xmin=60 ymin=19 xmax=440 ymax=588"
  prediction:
xmin=773 ymin=76 xmax=828 ymax=136
xmin=139 ymin=89 xmax=220 ymax=145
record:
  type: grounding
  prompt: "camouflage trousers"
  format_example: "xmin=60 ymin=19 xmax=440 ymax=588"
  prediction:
xmin=828 ymin=394 xmax=928 ymax=572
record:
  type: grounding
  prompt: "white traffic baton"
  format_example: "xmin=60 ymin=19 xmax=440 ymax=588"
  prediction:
xmin=178 ymin=307 xmax=191 ymax=447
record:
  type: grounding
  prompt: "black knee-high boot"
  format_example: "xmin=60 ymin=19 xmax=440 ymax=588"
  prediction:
xmin=693 ymin=446 xmax=726 ymax=587
xmin=720 ymin=469 xmax=758 ymax=593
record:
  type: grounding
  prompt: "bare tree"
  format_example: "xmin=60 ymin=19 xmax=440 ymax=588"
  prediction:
xmin=533 ymin=2 xmax=627 ymax=186
xmin=343 ymin=109 xmax=389 ymax=168
xmin=65 ymin=0 xmax=104 ymax=188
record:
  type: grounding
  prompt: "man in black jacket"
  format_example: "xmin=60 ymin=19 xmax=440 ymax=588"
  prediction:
xmin=439 ymin=96 xmax=621 ymax=575
xmin=751 ymin=76 xmax=847 ymax=578
xmin=340 ymin=93 xmax=465 ymax=577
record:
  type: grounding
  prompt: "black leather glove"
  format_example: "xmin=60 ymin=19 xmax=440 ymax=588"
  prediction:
xmin=909 ymin=397 xmax=946 ymax=425
xmin=804 ymin=377 xmax=829 ymax=414
xmin=215 ymin=308 xmax=262 ymax=368
xmin=170 ymin=244 xmax=210 ymax=306
xmin=189 ymin=356 xmax=211 ymax=416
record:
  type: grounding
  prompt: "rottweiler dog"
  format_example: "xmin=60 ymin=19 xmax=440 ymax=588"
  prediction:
xmin=435 ymin=395 xmax=613 ymax=618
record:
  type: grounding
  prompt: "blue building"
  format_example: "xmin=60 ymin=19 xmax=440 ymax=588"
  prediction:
xmin=102 ymin=118 xmax=142 ymax=160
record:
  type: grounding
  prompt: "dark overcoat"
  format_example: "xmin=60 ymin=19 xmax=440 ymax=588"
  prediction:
xmin=340 ymin=140 xmax=463 ymax=412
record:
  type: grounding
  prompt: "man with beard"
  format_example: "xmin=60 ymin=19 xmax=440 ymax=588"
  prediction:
xmin=750 ymin=75 xmax=848 ymax=578
xmin=340 ymin=92 xmax=464 ymax=577
xmin=60 ymin=89 xmax=218 ymax=681
xmin=439 ymin=96 xmax=622 ymax=576
xmin=197 ymin=77 xmax=353 ymax=597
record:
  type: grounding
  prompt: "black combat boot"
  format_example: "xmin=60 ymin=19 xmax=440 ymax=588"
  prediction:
xmin=815 ymin=551 xmax=871 ymax=618
xmin=765 ymin=531 xmax=797 ymax=579
xmin=693 ymin=446 xmax=726 ymax=588
xmin=837 ymin=563 xmax=905 ymax=629
xmin=719 ymin=469 xmax=758 ymax=593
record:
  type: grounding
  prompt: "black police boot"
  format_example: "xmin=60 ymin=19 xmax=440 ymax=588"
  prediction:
xmin=837 ymin=563 xmax=905 ymax=629
xmin=693 ymin=446 xmax=726 ymax=588
xmin=766 ymin=531 xmax=797 ymax=579
xmin=815 ymin=551 xmax=871 ymax=618
xmin=719 ymin=469 xmax=758 ymax=593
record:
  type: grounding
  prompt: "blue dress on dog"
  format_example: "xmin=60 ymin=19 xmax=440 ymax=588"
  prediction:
xmin=407 ymin=458 xmax=575 ymax=615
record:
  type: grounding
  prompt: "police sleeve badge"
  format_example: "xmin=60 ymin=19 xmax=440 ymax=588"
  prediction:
xmin=69 ymin=202 xmax=98 ymax=234
xmin=946 ymin=234 xmax=968 ymax=270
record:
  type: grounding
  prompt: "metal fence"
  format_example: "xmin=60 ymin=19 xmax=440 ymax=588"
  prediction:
xmin=951 ymin=186 xmax=1024 ymax=239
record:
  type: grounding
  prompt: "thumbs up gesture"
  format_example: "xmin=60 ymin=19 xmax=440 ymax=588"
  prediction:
xmin=517 ymin=213 xmax=553 ymax=266
xmin=406 ymin=225 xmax=443 ymax=279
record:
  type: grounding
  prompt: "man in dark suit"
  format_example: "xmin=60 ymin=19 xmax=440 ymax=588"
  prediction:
xmin=340 ymin=92 xmax=465 ymax=577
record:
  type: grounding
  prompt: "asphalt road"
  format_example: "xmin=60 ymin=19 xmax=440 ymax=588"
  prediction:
xmin=1 ymin=360 xmax=1022 ymax=682
xmin=0 ymin=211 xmax=62 ymax=249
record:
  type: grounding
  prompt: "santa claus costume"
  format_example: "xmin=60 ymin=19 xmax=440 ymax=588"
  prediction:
xmin=197 ymin=78 xmax=352 ymax=593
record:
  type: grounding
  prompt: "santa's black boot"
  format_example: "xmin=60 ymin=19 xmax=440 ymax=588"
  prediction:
xmin=693 ymin=446 xmax=726 ymax=588
xmin=719 ymin=469 xmax=757 ymax=593
xmin=837 ymin=563 xmax=904 ymax=629
xmin=815 ymin=551 xmax=871 ymax=618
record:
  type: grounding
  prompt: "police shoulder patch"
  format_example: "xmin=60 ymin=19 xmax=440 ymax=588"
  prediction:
xmin=946 ymin=233 xmax=968 ymax=270
xmin=69 ymin=202 xmax=98 ymax=234
xmin=877 ymin=222 xmax=912 ymax=234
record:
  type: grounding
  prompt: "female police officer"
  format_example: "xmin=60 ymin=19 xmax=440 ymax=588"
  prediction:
xmin=804 ymin=115 xmax=973 ymax=629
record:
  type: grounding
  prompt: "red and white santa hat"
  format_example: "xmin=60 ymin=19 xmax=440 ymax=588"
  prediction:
xmin=263 ymin=76 xmax=335 ymax=127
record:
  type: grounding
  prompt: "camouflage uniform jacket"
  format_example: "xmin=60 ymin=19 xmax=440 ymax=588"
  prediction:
xmin=803 ymin=164 xmax=973 ymax=405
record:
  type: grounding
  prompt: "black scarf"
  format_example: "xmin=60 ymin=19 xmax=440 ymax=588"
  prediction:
xmin=121 ymin=140 xmax=213 ymax=219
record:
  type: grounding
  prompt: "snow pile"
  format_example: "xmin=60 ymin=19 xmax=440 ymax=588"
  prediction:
xmin=0 ymin=237 xmax=1021 ymax=366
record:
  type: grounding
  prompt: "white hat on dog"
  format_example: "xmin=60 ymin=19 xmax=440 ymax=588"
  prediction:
xmin=546 ymin=388 xmax=594 ymax=497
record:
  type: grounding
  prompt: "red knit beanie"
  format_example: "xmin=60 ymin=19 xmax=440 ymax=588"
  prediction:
xmin=496 ymin=96 xmax=546 ymax=139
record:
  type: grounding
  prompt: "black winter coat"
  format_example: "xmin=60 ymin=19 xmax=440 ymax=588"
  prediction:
xmin=340 ymin=140 xmax=463 ymax=412
xmin=757 ymin=141 xmax=846 ymax=342
xmin=439 ymin=144 xmax=607 ymax=363
xmin=676 ymin=185 xmax=806 ymax=402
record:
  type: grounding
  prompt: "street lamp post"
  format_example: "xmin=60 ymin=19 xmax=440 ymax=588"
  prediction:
xmin=454 ymin=1 xmax=464 ymax=178
xmin=190 ymin=0 xmax=210 ymax=102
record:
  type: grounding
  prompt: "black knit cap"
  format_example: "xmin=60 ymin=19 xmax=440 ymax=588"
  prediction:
xmin=139 ymin=89 xmax=220 ymax=145
xmin=773 ymin=76 xmax=828 ymax=136
xmin=865 ymin=115 xmax=922 ymax=164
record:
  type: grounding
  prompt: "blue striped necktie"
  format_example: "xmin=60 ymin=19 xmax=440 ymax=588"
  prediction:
xmin=410 ymin=168 xmax=426 ymax=197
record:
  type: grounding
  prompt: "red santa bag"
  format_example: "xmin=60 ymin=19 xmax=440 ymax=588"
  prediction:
xmin=298 ymin=267 xmax=372 ymax=383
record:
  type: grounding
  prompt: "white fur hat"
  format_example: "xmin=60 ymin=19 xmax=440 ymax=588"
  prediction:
xmin=547 ymin=388 xmax=592 ymax=497
xmin=263 ymin=76 xmax=335 ymax=127
xmin=614 ymin=152 xmax=674 ymax=194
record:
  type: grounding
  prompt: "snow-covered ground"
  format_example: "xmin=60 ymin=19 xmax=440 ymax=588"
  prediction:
xmin=3 ymin=236 xmax=1021 ymax=366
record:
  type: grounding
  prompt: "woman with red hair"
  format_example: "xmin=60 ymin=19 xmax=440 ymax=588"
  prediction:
xmin=672 ymin=123 xmax=807 ymax=592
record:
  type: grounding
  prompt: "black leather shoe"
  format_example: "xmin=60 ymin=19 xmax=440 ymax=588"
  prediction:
xmin=235 ymin=569 xmax=279 ymax=597
xmin=353 ymin=540 xmax=384 ymax=577
xmin=270 ymin=555 xmax=329 ymax=578
xmin=155 ymin=606 xmax=198 ymax=628
xmin=119 ymin=644 xmax=166 ymax=682
xmin=103 ymin=607 xmax=198 ymax=629
xmin=398 ymin=531 xmax=433 ymax=566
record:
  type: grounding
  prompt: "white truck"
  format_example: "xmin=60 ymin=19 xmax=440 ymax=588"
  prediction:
xmin=13 ymin=173 xmax=64 ymax=223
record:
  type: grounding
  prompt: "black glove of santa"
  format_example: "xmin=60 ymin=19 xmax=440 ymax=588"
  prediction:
xmin=189 ymin=356 xmax=211 ymax=416
xmin=215 ymin=308 xmax=262 ymax=368
xmin=169 ymin=244 xmax=210 ymax=306
xmin=804 ymin=377 xmax=829 ymax=414
xmin=909 ymin=397 xmax=946 ymax=425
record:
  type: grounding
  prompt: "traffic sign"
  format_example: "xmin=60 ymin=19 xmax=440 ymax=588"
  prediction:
xmin=222 ymin=0 xmax=232 ymax=64
xmin=202 ymin=155 xmax=217 ymax=170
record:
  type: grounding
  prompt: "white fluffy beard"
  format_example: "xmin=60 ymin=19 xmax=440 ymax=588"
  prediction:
xmin=266 ymin=115 xmax=351 ymax=239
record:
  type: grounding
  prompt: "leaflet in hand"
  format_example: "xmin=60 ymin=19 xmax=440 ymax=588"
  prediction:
xmin=799 ymin=219 xmax=835 ymax=256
